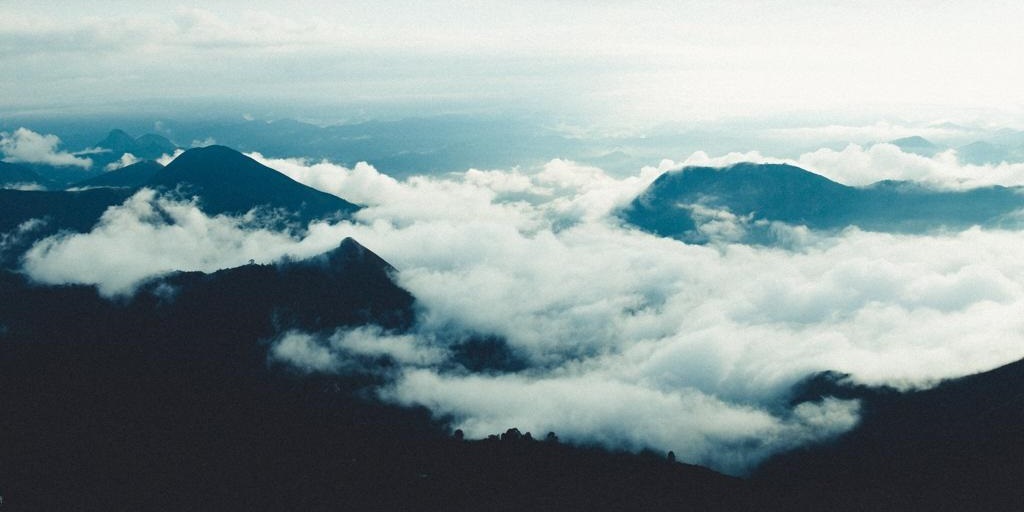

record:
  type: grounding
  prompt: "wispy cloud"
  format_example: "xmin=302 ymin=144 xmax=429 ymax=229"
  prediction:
xmin=0 ymin=128 xmax=92 ymax=168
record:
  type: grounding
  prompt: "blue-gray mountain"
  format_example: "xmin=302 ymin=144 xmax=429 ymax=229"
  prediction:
xmin=622 ymin=162 xmax=1024 ymax=243
xmin=70 ymin=160 xmax=164 ymax=189
xmin=148 ymin=145 xmax=359 ymax=222
xmin=89 ymin=129 xmax=178 ymax=173
xmin=0 ymin=160 xmax=49 ymax=189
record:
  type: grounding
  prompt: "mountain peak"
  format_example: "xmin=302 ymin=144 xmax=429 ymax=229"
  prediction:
xmin=96 ymin=129 xmax=137 ymax=152
xmin=319 ymin=237 xmax=396 ymax=273
xmin=149 ymin=145 xmax=360 ymax=222
xmin=95 ymin=129 xmax=177 ymax=161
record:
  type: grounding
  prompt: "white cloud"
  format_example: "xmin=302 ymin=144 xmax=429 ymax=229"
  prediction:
xmin=190 ymin=137 xmax=216 ymax=148
xmin=0 ymin=182 xmax=45 ymax=191
xmin=672 ymin=143 xmax=1024 ymax=189
xmin=796 ymin=144 xmax=1024 ymax=189
xmin=269 ymin=326 xmax=448 ymax=373
xmin=0 ymin=128 xmax=92 ymax=168
xmin=20 ymin=188 xmax=341 ymax=295
xmin=156 ymin=149 xmax=185 ymax=166
xmin=271 ymin=331 xmax=338 ymax=373
xmin=104 ymin=152 xmax=139 ymax=171
xmin=383 ymin=370 xmax=860 ymax=474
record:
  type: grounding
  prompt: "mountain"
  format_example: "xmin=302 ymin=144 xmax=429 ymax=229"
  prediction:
xmin=888 ymin=135 xmax=941 ymax=156
xmin=957 ymin=140 xmax=1012 ymax=165
xmin=1 ymin=237 xmax=415 ymax=352
xmin=70 ymin=160 xmax=164 ymax=189
xmin=95 ymin=129 xmax=177 ymax=160
xmin=0 ymin=160 xmax=49 ymax=189
xmin=0 ymin=187 xmax=135 ymax=267
xmin=753 ymin=357 xmax=1024 ymax=511
xmin=147 ymin=145 xmax=360 ymax=222
xmin=0 ymin=239 xmax=749 ymax=511
xmin=621 ymin=163 xmax=1024 ymax=242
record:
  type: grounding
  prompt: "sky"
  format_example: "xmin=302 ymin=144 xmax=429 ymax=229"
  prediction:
xmin=2 ymin=1 xmax=1023 ymax=125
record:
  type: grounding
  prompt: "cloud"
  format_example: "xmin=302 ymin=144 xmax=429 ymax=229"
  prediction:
xmin=672 ymin=143 xmax=1024 ymax=189
xmin=104 ymin=152 xmax=139 ymax=171
xmin=21 ymin=188 xmax=340 ymax=295
xmin=270 ymin=326 xmax=447 ymax=374
xmin=383 ymin=370 xmax=860 ymax=474
xmin=156 ymin=149 xmax=185 ymax=166
xmin=20 ymin=153 xmax=1024 ymax=475
xmin=0 ymin=128 xmax=92 ymax=168
xmin=795 ymin=144 xmax=1024 ymax=189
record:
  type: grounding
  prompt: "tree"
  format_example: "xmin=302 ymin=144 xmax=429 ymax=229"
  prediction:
xmin=501 ymin=428 xmax=523 ymax=442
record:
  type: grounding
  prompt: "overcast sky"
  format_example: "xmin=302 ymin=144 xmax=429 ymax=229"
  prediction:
xmin=2 ymin=1 xmax=1022 ymax=125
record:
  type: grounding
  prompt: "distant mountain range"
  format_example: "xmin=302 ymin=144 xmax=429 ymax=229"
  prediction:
xmin=94 ymin=129 xmax=177 ymax=162
xmin=622 ymin=162 xmax=1024 ymax=243
xmin=885 ymin=134 xmax=1024 ymax=164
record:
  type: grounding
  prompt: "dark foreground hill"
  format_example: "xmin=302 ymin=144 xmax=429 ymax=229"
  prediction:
xmin=0 ymin=238 xmax=749 ymax=511
xmin=754 ymin=358 xmax=1024 ymax=511
xmin=1 ymin=238 xmax=414 ymax=352
xmin=0 ymin=187 xmax=136 ymax=267
xmin=622 ymin=163 xmax=1024 ymax=242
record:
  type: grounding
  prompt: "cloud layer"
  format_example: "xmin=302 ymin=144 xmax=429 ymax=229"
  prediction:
xmin=18 ymin=149 xmax=1024 ymax=474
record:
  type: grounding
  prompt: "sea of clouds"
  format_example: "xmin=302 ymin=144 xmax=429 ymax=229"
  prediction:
xmin=16 ymin=144 xmax=1024 ymax=474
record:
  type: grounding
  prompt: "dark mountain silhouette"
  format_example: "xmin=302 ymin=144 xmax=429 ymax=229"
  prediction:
xmin=622 ymin=163 xmax=1024 ymax=242
xmin=147 ymin=145 xmax=360 ymax=222
xmin=0 ymin=160 xmax=51 ymax=189
xmin=754 ymin=357 xmax=1024 ymax=511
xmin=95 ymin=129 xmax=177 ymax=160
xmin=0 ymin=238 xmax=750 ymax=511
xmin=1 ymin=238 xmax=414 ymax=352
xmin=70 ymin=160 xmax=164 ymax=189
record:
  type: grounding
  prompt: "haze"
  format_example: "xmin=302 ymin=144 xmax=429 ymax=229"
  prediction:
xmin=3 ymin=1 xmax=1023 ymax=126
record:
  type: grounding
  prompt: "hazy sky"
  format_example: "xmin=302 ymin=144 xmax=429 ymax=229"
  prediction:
xmin=2 ymin=1 xmax=1023 ymax=125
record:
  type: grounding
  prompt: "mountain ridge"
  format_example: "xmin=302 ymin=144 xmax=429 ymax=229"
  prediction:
xmin=147 ymin=145 xmax=360 ymax=222
xmin=622 ymin=162 xmax=1024 ymax=242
